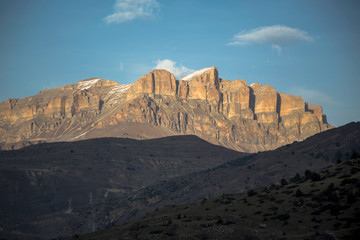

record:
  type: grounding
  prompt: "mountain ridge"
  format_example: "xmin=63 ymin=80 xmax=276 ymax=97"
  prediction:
xmin=0 ymin=122 xmax=357 ymax=239
xmin=0 ymin=67 xmax=332 ymax=152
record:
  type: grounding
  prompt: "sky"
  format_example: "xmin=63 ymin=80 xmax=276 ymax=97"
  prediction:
xmin=0 ymin=0 xmax=359 ymax=126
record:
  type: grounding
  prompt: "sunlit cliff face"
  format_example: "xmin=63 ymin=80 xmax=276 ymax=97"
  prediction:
xmin=0 ymin=67 xmax=331 ymax=152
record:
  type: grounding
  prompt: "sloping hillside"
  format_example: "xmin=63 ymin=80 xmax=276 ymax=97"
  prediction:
xmin=83 ymin=122 xmax=359 ymax=229
xmin=1 ymin=122 xmax=358 ymax=239
xmin=78 ymin=156 xmax=360 ymax=240
xmin=0 ymin=135 xmax=245 ymax=239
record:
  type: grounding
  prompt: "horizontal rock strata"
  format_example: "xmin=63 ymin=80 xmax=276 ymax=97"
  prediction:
xmin=0 ymin=67 xmax=332 ymax=152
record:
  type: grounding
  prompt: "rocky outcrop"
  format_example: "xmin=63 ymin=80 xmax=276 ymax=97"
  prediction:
xmin=0 ymin=67 xmax=332 ymax=152
xmin=126 ymin=69 xmax=177 ymax=99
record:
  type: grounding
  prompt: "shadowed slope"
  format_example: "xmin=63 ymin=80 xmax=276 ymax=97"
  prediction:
xmin=80 ymin=157 xmax=360 ymax=240
xmin=0 ymin=135 xmax=246 ymax=239
xmin=72 ymin=122 xmax=359 ymax=235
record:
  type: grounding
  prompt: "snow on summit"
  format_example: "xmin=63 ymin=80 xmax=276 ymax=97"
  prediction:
xmin=105 ymin=83 xmax=133 ymax=105
xmin=180 ymin=67 xmax=214 ymax=81
xmin=77 ymin=78 xmax=101 ymax=90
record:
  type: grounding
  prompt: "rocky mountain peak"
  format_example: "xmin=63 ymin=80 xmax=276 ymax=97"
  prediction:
xmin=180 ymin=66 xmax=218 ymax=81
xmin=127 ymin=69 xmax=177 ymax=99
xmin=0 ymin=67 xmax=332 ymax=152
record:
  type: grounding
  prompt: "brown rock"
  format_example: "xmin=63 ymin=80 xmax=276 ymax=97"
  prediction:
xmin=0 ymin=67 xmax=333 ymax=152
xmin=307 ymin=104 xmax=325 ymax=123
xmin=182 ymin=67 xmax=221 ymax=108
xmin=153 ymin=69 xmax=177 ymax=96
xmin=126 ymin=69 xmax=177 ymax=100
xmin=249 ymin=84 xmax=279 ymax=124
xmin=279 ymin=93 xmax=305 ymax=117
xmin=221 ymin=79 xmax=251 ymax=118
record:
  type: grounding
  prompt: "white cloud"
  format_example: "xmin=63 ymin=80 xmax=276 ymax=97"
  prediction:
xmin=104 ymin=0 xmax=160 ymax=24
xmin=271 ymin=44 xmax=282 ymax=55
xmin=229 ymin=25 xmax=314 ymax=53
xmin=155 ymin=59 xmax=193 ymax=79
xmin=119 ymin=62 xmax=124 ymax=71
xmin=290 ymin=87 xmax=336 ymax=107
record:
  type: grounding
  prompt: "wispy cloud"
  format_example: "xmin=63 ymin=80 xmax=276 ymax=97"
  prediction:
xmin=155 ymin=59 xmax=193 ymax=79
xmin=104 ymin=0 xmax=160 ymax=24
xmin=290 ymin=87 xmax=336 ymax=107
xmin=271 ymin=44 xmax=282 ymax=55
xmin=229 ymin=25 xmax=314 ymax=53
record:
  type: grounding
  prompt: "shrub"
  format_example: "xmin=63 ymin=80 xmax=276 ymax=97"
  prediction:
xmin=216 ymin=218 xmax=223 ymax=225
xmin=351 ymin=151 xmax=359 ymax=159
xmin=290 ymin=173 xmax=302 ymax=184
xmin=347 ymin=192 xmax=356 ymax=204
xmin=247 ymin=189 xmax=257 ymax=197
xmin=280 ymin=178 xmax=288 ymax=186
xmin=341 ymin=178 xmax=358 ymax=186
xmin=330 ymin=204 xmax=342 ymax=216
xmin=295 ymin=189 xmax=304 ymax=197
xmin=311 ymin=172 xmax=321 ymax=182
xmin=276 ymin=213 xmax=290 ymax=221
xmin=305 ymin=170 xmax=312 ymax=180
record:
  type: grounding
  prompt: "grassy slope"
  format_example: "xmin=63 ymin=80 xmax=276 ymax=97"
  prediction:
xmin=77 ymin=157 xmax=360 ymax=240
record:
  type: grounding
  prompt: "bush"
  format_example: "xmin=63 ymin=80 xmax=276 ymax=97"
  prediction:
xmin=247 ymin=189 xmax=257 ymax=197
xmin=342 ymin=178 xmax=358 ymax=185
xmin=311 ymin=172 xmax=322 ymax=182
xmin=276 ymin=213 xmax=290 ymax=221
xmin=150 ymin=230 xmax=163 ymax=234
xmin=347 ymin=192 xmax=356 ymax=204
xmin=280 ymin=178 xmax=288 ymax=186
xmin=305 ymin=170 xmax=312 ymax=180
xmin=351 ymin=151 xmax=359 ymax=159
xmin=290 ymin=173 xmax=302 ymax=184
xmin=295 ymin=189 xmax=304 ymax=197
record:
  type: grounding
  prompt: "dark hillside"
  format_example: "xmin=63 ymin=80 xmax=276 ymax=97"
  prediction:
xmin=0 ymin=135 xmax=245 ymax=239
xmin=92 ymin=122 xmax=360 ymax=226
xmin=79 ymin=157 xmax=360 ymax=240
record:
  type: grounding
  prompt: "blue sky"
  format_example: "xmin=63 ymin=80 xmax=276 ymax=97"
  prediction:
xmin=0 ymin=0 xmax=359 ymax=126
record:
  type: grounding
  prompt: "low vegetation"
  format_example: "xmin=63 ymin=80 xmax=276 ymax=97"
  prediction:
xmin=76 ymin=158 xmax=360 ymax=240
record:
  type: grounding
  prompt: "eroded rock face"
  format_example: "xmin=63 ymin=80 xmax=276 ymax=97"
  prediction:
xmin=0 ymin=67 xmax=332 ymax=152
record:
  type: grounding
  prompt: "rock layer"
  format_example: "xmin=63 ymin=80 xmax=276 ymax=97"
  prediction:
xmin=0 ymin=67 xmax=332 ymax=152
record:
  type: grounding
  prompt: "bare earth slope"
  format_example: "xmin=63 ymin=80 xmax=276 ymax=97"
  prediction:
xmin=0 ymin=67 xmax=331 ymax=152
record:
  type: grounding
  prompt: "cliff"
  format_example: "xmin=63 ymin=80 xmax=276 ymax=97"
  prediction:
xmin=0 ymin=67 xmax=332 ymax=152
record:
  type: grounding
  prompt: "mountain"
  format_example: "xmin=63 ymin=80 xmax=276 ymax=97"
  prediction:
xmin=79 ymin=157 xmax=360 ymax=240
xmin=0 ymin=122 xmax=357 ymax=239
xmin=0 ymin=67 xmax=331 ymax=152
xmin=70 ymin=122 xmax=359 ymax=236
xmin=0 ymin=135 xmax=246 ymax=240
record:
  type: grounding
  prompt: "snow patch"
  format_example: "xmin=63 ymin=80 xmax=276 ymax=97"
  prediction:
xmin=71 ymin=131 xmax=89 ymax=140
xmin=180 ymin=67 xmax=214 ymax=81
xmin=77 ymin=78 xmax=101 ymax=91
xmin=105 ymin=83 xmax=133 ymax=105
